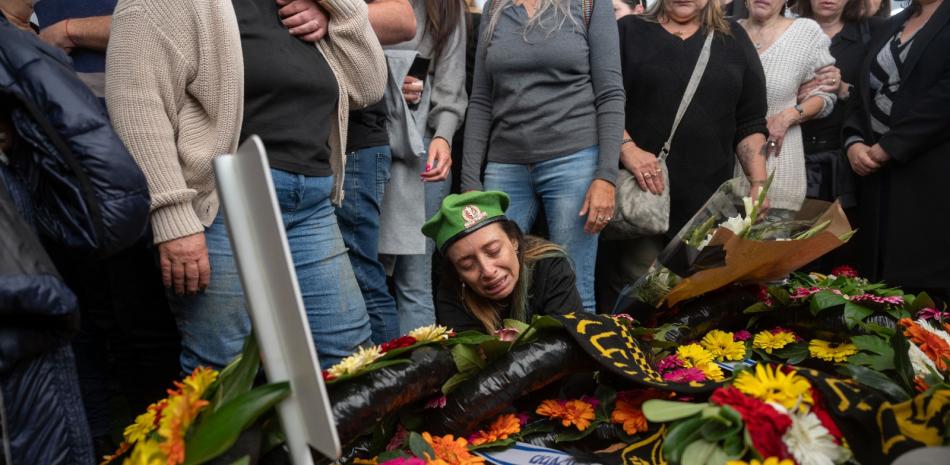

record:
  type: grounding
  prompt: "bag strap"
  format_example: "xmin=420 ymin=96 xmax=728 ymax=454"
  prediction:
xmin=658 ymin=31 xmax=714 ymax=162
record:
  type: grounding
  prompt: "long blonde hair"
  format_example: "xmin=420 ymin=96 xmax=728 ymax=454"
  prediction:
xmin=641 ymin=0 xmax=732 ymax=36
xmin=455 ymin=222 xmax=568 ymax=333
xmin=482 ymin=0 xmax=581 ymax=45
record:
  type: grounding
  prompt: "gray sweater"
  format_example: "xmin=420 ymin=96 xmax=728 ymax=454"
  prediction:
xmin=461 ymin=0 xmax=625 ymax=191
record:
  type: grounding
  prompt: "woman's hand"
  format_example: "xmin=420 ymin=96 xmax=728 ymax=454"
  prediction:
xmin=847 ymin=142 xmax=880 ymax=176
xmin=765 ymin=109 xmax=796 ymax=157
xmin=158 ymin=232 xmax=211 ymax=295
xmin=798 ymin=65 xmax=846 ymax=101
xmin=403 ymin=76 xmax=423 ymax=105
xmin=421 ymin=137 xmax=451 ymax=182
xmin=620 ymin=143 xmax=665 ymax=195
xmin=579 ymin=179 xmax=616 ymax=234
xmin=277 ymin=0 xmax=329 ymax=43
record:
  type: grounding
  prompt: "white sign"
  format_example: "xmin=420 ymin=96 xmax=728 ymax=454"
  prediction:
xmin=475 ymin=442 xmax=603 ymax=465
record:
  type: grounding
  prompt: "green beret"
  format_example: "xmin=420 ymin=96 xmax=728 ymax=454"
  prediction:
xmin=422 ymin=191 xmax=510 ymax=253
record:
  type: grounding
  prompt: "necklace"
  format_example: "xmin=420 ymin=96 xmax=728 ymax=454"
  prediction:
xmin=744 ymin=19 xmax=784 ymax=50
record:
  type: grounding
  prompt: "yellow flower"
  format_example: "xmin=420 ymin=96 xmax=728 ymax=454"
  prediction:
xmin=157 ymin=391 xmax=210 ymax=465
xmin=470 ymin=414 xmax=522 ymax=446
xmin=408 ymin=324 xmax=453 ymax=343
xmin=809 ymin=340 xmax=858 ymax=363
xmin=752 ymin=331 xmax=796 ymax=354
xmin=328 ymin=346 xmax=383 ymax=378
xmin=701 ymin=330 xmax=747 ymax=361
xmin=123 ymin=410 xmax=157 ymax=444
xmin=121 ymin=439 xmax=165 ymax=465
xmin=422 ymin=432 xmax=485 ymax=465
xmin=726 ymin=458 xmax=795 ymax=465
xmin=697 ymin=362 xmax=725 ymax=381
xmin=353 ymin=458 xmax=378 ymax=465
xmin=676 ymin=343 xmax=714 ymax=368
xmin=734 ymin=364 xmax=813 ymax=410
xmin=181 ymin=366 xmax=218 ymax=397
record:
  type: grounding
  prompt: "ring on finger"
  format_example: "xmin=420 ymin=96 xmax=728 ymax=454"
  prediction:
xmin=643 ymin=172 xmax=653 ymax=179
xmin=768 ymin=139 xmax=777 ymax=148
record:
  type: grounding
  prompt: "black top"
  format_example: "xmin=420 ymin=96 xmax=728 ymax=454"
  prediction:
xmin=618 ymin=17 xmax=768 ymax=235
xmin=234 ymin=0 xmax=337 ymax=176
xmin=346 ymin=102 xmax=389 ymax=152
xmin=800 ymin=19 xmax=882 ymax=152
xmin=436 ymin=256 xmax=584 ymax=333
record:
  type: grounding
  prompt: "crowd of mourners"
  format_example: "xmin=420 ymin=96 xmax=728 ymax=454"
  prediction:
xmin=1 ymin=0 xmax=948 ymax=462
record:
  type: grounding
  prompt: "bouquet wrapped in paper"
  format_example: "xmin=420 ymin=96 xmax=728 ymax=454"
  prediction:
xmin=626 ymin=176 xmax=854 ymax=308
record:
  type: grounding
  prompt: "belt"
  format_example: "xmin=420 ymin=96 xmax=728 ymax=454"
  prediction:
xmin=803 ymin=135 xmax=841 ymax=153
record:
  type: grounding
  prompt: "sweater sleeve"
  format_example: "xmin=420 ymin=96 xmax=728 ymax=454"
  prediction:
xmin=534 ymin=257 xmax=584 ymax=317
xmin=587 ymin=0 xmax=625 ymax=184
xmin=319 ymin=0 xmax=387 ymax=109
xmin=427 ymin=10 xmax=468 ymax=143
xmin=805 ymin=24 xmax=837 ymax=120
xmin=105 ymin=2 xmax=203 ymax=244
xmin=731 ymin=24 xmax=769 ymax=148
xmin=460 ymin=5 xmax=494 ymax=192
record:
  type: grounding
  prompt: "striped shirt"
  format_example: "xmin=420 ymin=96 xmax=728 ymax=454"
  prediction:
xmin=868 ymin=28 xmax=917 ymax=138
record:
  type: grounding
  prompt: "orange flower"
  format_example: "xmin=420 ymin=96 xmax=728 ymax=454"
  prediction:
xmin=98 ymin=441 xmax=131 ymax=465
xmin=610 ymin=399 xmax=648 ymax=435
xmin=536 ymin=399 xmax=596 ymax=431
xmin=157 ymin=391 xmax=210 ymax=465
xmin=470 ymin=414 xmax=522 ymax=446
xmin=422 ymin=432 xmax=485 ymax=465
xmin=901 ymin=318 xmax=950 ymax=371
xmin=914 ymin=376 xmax=930 ymax=393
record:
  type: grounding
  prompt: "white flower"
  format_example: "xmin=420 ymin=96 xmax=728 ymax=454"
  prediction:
xmin=408 ymin=324 xmax=453 ymax=343
xmin=720 ymin=214 xmax=751 ymax=236
xmin=908 ymin=342 xmax=939 ymax=379
xmin=328 ymin=345 xmax=383 ymax=377
xmin=918 ymin=319 xmax=950 ymax=348
xmin=782 ymin=408 xmax=851 ymax=465
xmin=742 ymin=196 xmax=755 ymax=217
xmin=696 ymin=233 xmax=713 ymax=250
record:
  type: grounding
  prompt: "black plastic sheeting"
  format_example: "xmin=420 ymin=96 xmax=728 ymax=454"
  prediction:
xmin=425 ymin=331 xmax=590 ymax=436
xmin=328 ymin=346 xmax=456 ymax=446
xmin=656 ymin=287 xmax=760 ymax=343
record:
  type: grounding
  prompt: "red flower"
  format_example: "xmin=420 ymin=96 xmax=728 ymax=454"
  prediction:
xmin=809 ymin=388 xmax=843 ymax=443
xmin=831 ymin=265 xmax=858 ymax=278
xmin=322 ymin=370 xmax=336 ymax=382
xmin=710 ymin=387 xmax=792 ymax=459
xmin=757 ymin=286 xmax=774 ymax=307
xmin=380 ymin=336 xmax=418 ymax=353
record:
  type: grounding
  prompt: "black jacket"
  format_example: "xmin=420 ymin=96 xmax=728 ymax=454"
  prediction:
xmin=842 ymin=2 xmax=950 ymax=293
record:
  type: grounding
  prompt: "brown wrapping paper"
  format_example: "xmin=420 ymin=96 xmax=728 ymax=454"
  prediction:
xmin=664 ymin=199 xmax=852 ymax=306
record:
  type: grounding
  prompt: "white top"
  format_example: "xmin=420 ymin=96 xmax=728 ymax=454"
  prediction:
xmin=737 ymin=18 xmax=836 ymax=211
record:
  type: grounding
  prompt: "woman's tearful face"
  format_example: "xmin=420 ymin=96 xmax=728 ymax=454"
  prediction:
xmin=447 ymin=223 xmax=521 ymax=301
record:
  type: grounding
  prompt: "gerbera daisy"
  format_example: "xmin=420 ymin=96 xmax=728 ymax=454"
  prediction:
xmin=701 ymin=330 xmax=747 ymax=361
xmin=422 ymin=433 xmax=484 ymax=465
xmin=734 ymin=364 xmax=813 ymax=410
xmin=469 ymin=414 xmax=521 ymax=446
xmin=753 ymin=331 xmax=796 ymax=354
xmin=124 ymin=409 xmax=157 ymax=444
xmin=328 ymin=346 xmax=383 ymax=378
xmin=409 ymin=324 xmax=453 ymax=343
xmin=697 ymin=362 xmax=725 ymax=381
xmin=611 ymin=399 xmax=648 ymax=435
xmin=780 ymin=407 xmax=851 ymax=465
xmin=536 ymin=399 xmax=596 ymax=431
xmin=181 ymin=366 xmax=218 ymax=397
xmin=663 ymin=367 xmax=707 ymax=383
xmin=676 ymin=343 xmax=714 ymax=368
xmin=901 ymin=318 xmax=950 ymax=371
xmin=808 ymin=340 xmax=857 ymax=363
xmin=124 ymin=438 xmax=166 ymax=465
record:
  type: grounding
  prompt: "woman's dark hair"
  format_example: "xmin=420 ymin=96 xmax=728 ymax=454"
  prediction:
xmin=795 ymin=0 xmax=869 ymax=22
xmin=872 ymin=0 xmax=891 ymax=17
xmin=425 ymin=0 xmax=465 ymax=59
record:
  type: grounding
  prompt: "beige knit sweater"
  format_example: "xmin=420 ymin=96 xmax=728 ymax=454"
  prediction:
xmin=105 ymin=0 xmax=386 ymax=243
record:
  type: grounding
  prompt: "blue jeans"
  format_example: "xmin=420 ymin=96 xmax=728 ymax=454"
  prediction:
xmin=167 ymin=170 xmax=371 ymax=372
xmin=390 ymin=176 xmax=450 ymax=335
xmin=335 ymin=146 xmax=400 ymax=344
xmin=483 ymin=146 xmax=600 ymax=312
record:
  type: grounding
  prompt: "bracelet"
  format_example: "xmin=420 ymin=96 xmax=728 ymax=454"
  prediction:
xmin=621 ymin=138 xmax=634 ymax=147
xmin=64 ymin=18 xmax=74 ymax=44
xmin=750 ymin=179 xmax=767 ymax=186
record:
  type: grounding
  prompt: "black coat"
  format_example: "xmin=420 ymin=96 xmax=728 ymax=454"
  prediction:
xmin=843 ymin=1 xmax=950 ymax=294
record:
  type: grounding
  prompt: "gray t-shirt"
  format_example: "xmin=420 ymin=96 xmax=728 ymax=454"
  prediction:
xmin=461 ymin=0 xmax=625 ymax=191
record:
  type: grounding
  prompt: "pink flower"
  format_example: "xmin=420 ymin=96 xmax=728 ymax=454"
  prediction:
xmin=918 ymin=307 xmax=950 ymax=322
xmin=657 ymin=354 xmax=685 ymax=372
xmin=385 ymin=425 xmax=409 ymax=452
xmin=790 ymin=287 xmax=821 ymax=300
xmin=663 ymin=367 xmax=707 ymax=383
xmin=831 ymin=265 xmax=858 ymax=278
xmin=852 ymin=294 xmax=905 ymax=306
xmin=771 ymin=327 xmax=802 ymax=341
xmin=425 ymin=395 xmax=447 ymax=409
xmin=380 ymin=457 xmax=426 ymax=465
xmin=494 ymin=327 xmax=521 ymax=342
xmin=515 ymin=412 xmax=531 ymax=426
xmin=757 ymin=286 xmax=774 ymax=307
xmin=734 ymin=330 xmax=752 ymax=342
xmin=581 ymin=395 xmax=600 ymax=409
xmin=613 ymin=313 xmax=635 ymax=323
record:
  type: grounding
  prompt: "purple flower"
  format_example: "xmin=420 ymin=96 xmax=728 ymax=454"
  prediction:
xmin=581 ymin=395 xmax=600 ymax=409
xmin=495 ymin=327 xmax=521 ymax=342
xmin=385 ymin=425 xmax=408 ymax=452
xmin=663 ymin=367 xmax=706 ymax=383
xmin=733 ymin=330 xmax=752 ymax=342
xmin=918 ymin=307 xmax=950 ymax=322
xmin=515 ymin=412 xmax=531 ymax=426
xmin=657 ymin=354 xmax=685 ymax=372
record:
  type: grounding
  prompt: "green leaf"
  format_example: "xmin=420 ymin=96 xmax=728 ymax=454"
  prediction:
xmin=722 ymin=432 xmax=744 ymax=457
xmin=512 ymin=315 xmax=564 ymax=347
xmin=228 ymin=457 xmax=250 ymax=465
xmin=843 ymin=365 xmax=910 ymax=402
xmin=451 ymin=344 xmax=485 ymax=374
xmin=705 ymin=445 xmax=732 ymax=465
xmin=858 ymin=322 xmax=897 ymax=338
xmin=891 ymin=331 xmax=916 ymax=395
xmin=594 ymin=384 xmax=617 ymax=417
xmin=681 ymin=440 xmax=717 ymax=465
xmin=769 ymin=287 xmax=792 ymax=307
xmin=849 ymin=335 xmax=895 ymax=371
xmin=773 ymin=342 xmax=809 ymax=365
xmin=480 ymin=339 xmax=511 ymax=362
xmin=502 ymin=319 xmax=530 ymax=333
xmin=184 ymin=382 xmax=290 ymax=465
xmin=699 ymin=417 xmax=734 ymax=443
xmin=377 ymin=451 xmax=410 ymax=463
xmin=843 ymin=302 xmax=874 ymax=328
xmin=409 ymin=432 xmax=436 ymax=460
xmin=810 ymin=290 xmax=848 ymax=315
xmin=663 ymin=417 xmax=708 ymax=465
xmin=907 ymin=292 xmax=936 ymax=314
xmin=441 ymin=372 xmax=472 ymax=395
xmin=469 ymin=438 xmax=517 ymax=451
xmin=555 ymin=420 xmax=604 ymax=443
xmin=643 ymin=400 xmax=708 ymax=423
xmin=518 ymin=421 xmax=555 ymax=438
xmin=215 ymin=334 xmax=261 ymax=411
xmin=445 ymin=331 xmax=498 ymax=346
xmin=743 ymin=302 xmax=773 ymax=314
